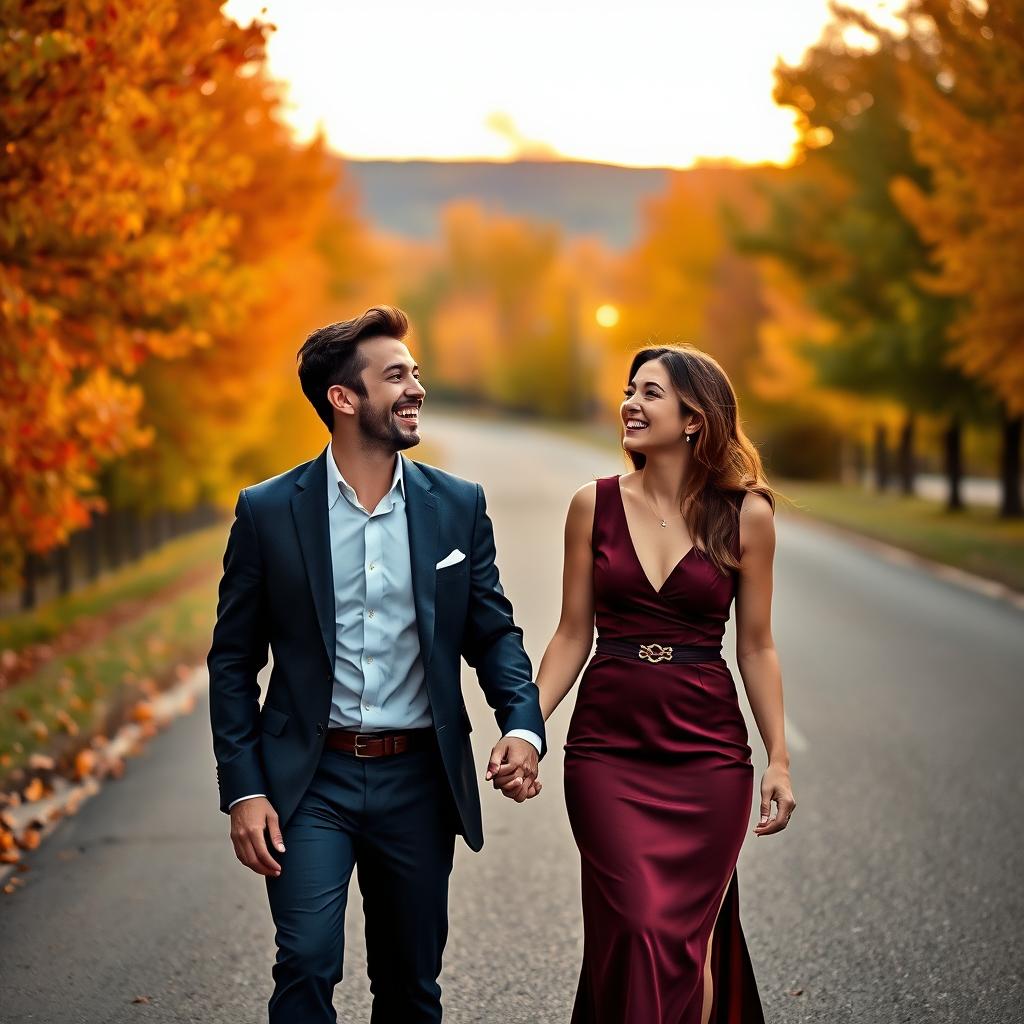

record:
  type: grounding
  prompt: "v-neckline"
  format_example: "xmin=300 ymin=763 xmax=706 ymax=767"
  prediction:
xmin=616 ymin=475 xmax=696 ymax=596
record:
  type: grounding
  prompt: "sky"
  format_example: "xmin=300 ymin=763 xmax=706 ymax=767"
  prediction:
xmin=222 ymin=0 xmax=903 ymax=170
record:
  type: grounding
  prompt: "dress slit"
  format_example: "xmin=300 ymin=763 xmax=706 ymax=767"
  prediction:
xmin=707 ymin=869 xmax=762 ymax=1024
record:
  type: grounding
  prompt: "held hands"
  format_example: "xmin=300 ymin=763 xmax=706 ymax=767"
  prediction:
xmin=230 ymin=796 xmax=286 ymax=876
xmin=485 ymin=736 xmax=542 ymax=803
xmin=753 ymin=762 xmax=796 ymax=837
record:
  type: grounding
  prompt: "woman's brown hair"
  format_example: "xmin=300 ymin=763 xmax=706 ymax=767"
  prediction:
xmin=624 ymin=344 xmax=776 ymax=576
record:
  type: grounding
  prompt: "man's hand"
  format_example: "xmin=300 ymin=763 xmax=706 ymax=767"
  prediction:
xmin=229 ymin=796 xmax=285 ymax=876
xmin=484 ymin=736 xmax=541 ymax=803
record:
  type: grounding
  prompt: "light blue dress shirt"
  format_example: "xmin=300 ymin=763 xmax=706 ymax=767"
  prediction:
xmin=326 ymin=444 xmax=429 ymax=731
xmin=227 ymin=446 xmax=540 ymax=809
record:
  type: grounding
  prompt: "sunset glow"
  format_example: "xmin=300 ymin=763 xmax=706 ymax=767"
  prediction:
xmin=223 ymin=0 xmax=903 ymax=170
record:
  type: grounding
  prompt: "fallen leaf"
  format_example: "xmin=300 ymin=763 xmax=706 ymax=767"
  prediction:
xmin=56 ymin=710 xmax=79 ymax=736
xmin=23 ymin=778 xmax=45 ymax=802
xmin=73 ymin=749 xmax=97 ymax=780
xmin=131 ymin=701 xmax=155 ymax=723
xmin=16 ymin=828 xmax=42 ymax=851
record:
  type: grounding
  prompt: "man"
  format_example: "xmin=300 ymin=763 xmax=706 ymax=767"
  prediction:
xmin=207 ymin=305 xmax=546 ymax=1022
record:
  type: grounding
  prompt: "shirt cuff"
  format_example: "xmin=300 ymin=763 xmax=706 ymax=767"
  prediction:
xmin=228 ymin=793 xmax=266 ymax=810
xmin=504 ymin=729 xmax=542 ymax=756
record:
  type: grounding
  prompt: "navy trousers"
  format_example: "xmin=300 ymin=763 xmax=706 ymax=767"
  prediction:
xmin=265 ymin=739 xmax=459 ymax=1023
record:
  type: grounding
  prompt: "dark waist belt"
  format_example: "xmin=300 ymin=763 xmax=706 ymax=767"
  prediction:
xmin=595 ymin=638 xmax=723 ymax=664
xmin=324 ymin=727 xmax=435 ymax=758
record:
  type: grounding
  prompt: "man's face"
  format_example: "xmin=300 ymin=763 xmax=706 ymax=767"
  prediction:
xmin=351 ymin=336 xmax=425 ymax=451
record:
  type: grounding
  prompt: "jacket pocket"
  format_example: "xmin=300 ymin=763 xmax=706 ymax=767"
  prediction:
xmin=260 ymin=703 xmax=290 ymax=736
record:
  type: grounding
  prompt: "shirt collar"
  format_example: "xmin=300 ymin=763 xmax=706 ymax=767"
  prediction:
xmin=325 ymin=444 xmax=406 ymax=511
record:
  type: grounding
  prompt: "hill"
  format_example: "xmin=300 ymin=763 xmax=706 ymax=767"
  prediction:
xmin=340 ymin=158 xmax=774 ymax=249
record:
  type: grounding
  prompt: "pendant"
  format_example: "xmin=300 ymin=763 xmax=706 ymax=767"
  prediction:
xmin=660 ymin=520 xmax=667 ymax=528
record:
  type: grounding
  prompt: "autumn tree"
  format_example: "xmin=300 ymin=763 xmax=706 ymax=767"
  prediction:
xmin=740 ymin=11 xmax=986 ymax=504
xmin=410 ymin=202 xmax=596 ymax=418
xmin=888 ymin=0 xmax=1024 ymax=516
xmin=0 ymin=1 xmax=366 ymax=588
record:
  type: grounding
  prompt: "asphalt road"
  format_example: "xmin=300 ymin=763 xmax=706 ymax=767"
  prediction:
xmin=1 ymin=411 xmax=1021 ymax=1023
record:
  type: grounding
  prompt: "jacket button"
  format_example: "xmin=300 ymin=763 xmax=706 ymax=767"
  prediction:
xmin=316 ymin=722 xmax=325 ymax=736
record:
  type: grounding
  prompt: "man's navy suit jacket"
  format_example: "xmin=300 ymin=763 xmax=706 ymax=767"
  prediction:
xmin=207 ymin=448 xmax=546 ymax=852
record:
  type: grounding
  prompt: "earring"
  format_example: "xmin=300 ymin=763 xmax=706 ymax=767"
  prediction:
xmin=685 ymin=433 xmax=692 ymax=443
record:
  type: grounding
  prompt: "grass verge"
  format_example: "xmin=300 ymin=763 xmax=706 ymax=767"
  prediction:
xmin=0 ymin=532 xmax=223 ymax=786
xmin=0 ymin=527 xmax=226 ymax=655
xmin=773 ymin=479 xmax=1024 ymax=594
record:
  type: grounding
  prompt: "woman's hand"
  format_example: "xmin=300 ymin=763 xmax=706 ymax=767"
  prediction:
xmin=753 ymin=762 xmax=795 ymax=837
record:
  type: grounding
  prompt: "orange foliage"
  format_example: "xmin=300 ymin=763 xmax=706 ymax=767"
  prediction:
xmin=0 ymin=1 xmax=370 ymax=581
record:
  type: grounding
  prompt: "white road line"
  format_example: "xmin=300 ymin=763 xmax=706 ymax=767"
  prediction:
xmin=784 ymin=713 xmax=809 ymax=753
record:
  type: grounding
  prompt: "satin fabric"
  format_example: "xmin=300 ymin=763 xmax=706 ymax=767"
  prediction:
xmin=564 ymin=475 xmax=765 ymax=1023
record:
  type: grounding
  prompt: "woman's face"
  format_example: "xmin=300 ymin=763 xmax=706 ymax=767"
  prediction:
xmin=620 ymin=357 xmax=689 ymax=454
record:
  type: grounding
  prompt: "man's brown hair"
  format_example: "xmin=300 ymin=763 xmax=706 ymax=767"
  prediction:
xmin=297 ymin=305 xmax=410 ymax=431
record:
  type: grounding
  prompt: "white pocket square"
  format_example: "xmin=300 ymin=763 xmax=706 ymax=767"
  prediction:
xmin=436 ymin=549 xmax=466 ymax=570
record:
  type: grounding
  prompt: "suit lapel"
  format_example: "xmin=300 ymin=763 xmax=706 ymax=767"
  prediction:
xmin=291 ymin=449 xmax=335 ymax=668
xmin=402 ymin=454 xmax=440 ymax=669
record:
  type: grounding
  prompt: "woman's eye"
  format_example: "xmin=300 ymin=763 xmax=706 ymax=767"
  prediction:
xmin=622 ymin=389 xmax=633 ymax=397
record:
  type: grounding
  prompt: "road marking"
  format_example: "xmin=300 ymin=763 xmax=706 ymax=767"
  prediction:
xmin=785 ymin=713 xmax=808 ymax=752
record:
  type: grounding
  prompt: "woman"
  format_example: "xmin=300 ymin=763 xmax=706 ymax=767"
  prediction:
xmin=496 ymin=344 xmax=794 ymax=1023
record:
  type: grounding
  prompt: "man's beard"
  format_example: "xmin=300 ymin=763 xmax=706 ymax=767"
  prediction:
xmin=357 ymin=397 xmax=419 ymax=452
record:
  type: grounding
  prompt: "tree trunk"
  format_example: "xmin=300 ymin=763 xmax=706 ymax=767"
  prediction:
xmin=20 ymin=552 xmax=38 ymax=610
xmin=873 ymin=423 xmax=889 ymax=492
xmin=56 ymin=542 xmax=73 ymax=595
xmin=84 ymin=521 xmax=102 ymax=580
xmin=944 ymin=414 xmax=964 ymax=511
xmin=897 ymin=413 xmax=915 ymax=495
xmin=126 ymin=506 xmax=142 ymax=560
xmin=999 ymin=405 xmax=1023 ymax=518
xmin=105 ymin=509 xmax=123 ymax=569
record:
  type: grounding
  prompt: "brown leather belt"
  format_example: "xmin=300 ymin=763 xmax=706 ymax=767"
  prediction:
xmin=324 ymin=727 xmax=435 ymax=758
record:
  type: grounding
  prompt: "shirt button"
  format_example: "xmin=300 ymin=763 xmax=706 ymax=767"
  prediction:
xmin=367 ymin=609 xmax=375 ymax=618
xmin=367 ymin=656 xmax=374 ymax=664
xmin=364 ymin=703 xmax=372 ymax=711
xmin=368 ymin=563 xmax=375 ymax=571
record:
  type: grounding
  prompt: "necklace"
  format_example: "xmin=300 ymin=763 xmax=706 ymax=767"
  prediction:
xmin=640 ymin=476 xmax=684 ymax=528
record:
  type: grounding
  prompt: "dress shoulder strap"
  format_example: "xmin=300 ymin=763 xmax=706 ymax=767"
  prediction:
xmin=590 ymin=475 xmax=620 ymax=548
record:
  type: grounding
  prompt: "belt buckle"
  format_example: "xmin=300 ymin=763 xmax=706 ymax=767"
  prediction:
xmin=353 ymin=733 xmax=374 ymax=758
xmin=639 ymin=643 xmax=673 ymax=663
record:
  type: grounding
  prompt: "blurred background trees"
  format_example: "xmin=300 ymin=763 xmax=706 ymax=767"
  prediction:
xmin=2 ymin=0 xmax=1022 ymax=604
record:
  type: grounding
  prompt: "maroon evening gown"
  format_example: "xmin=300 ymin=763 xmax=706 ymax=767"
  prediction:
xmin=563 ymin=475 xmax=764 ymax=1024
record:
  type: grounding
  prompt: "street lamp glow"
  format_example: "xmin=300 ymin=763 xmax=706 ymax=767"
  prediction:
xmin=595 ymin=304 xmax=620 ymax=328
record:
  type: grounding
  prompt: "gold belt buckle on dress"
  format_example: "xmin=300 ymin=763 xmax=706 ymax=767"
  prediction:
xmin=639 ymin=643 xmax=673 ymax=663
